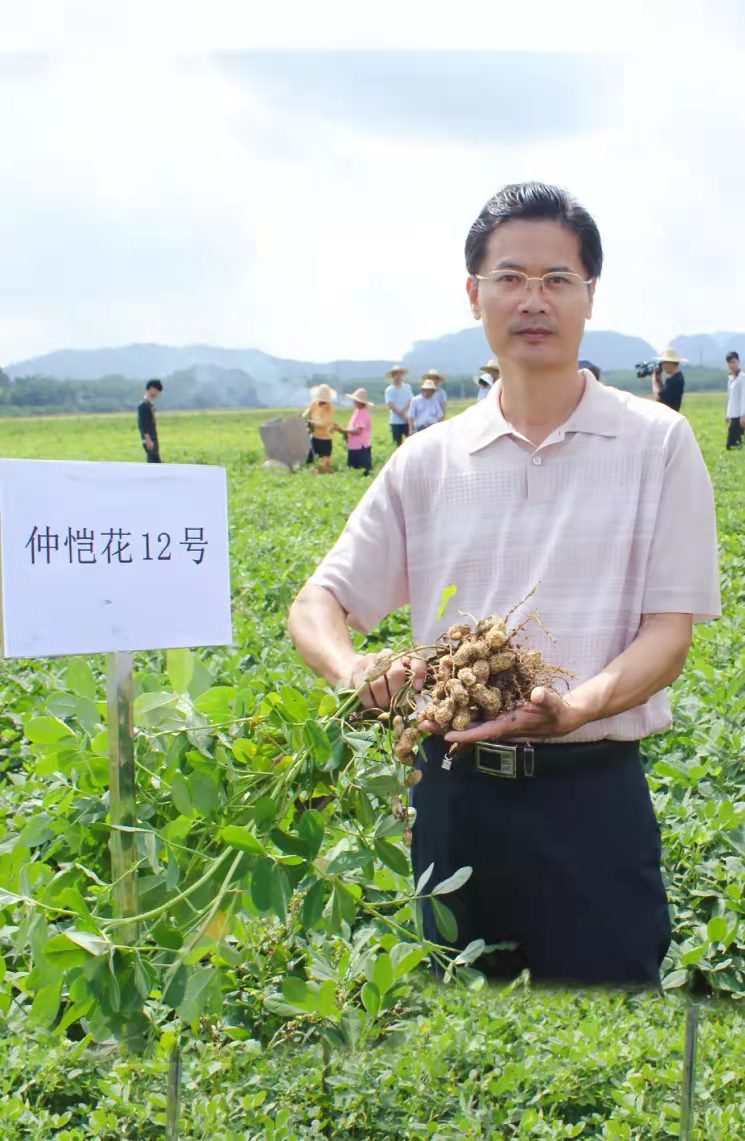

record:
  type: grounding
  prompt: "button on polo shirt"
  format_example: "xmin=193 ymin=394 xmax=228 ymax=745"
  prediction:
xmin=309 ymin=372 xmax=721 ymax=743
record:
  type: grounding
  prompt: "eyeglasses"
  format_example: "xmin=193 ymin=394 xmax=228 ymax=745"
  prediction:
xmin=473 ymin=269 xmax=593 ymax=298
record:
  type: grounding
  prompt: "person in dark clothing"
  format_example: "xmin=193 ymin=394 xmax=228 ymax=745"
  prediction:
xmin=652 ymin=349 xmax=685 ymax=412
xmin=137 ymin=379 xmax=163 ymax=463
xmin=578 ymin=358 xmax=602 ymax=381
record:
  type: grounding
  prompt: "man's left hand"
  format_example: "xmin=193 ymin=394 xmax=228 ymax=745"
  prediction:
xmin=419 ymin=687 xmax=584 ymax=744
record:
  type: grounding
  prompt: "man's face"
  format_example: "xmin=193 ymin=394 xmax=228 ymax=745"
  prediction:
xmin=147 ymin=387 xmax=160 ymax=401
xmin=661 ymin=362 xmax=677 ymax=376
xmin=422 ymin=389 xmax=434 ymax=399
xmin=391 ymin=372 xmax=405 ymax=385
xmin=727 ymin=357 xmax=740 ymax=374
xmin=466 ymin=220 xmax=594 ymax=371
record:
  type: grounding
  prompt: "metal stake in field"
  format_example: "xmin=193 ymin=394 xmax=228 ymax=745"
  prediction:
xmin=107 ymin=651 xmax=139 ymax=942
xmin=679 ymin=1002 xmax=700 ymax=1141
xmin=166 ymin=1043 xmax=182 ymax=1141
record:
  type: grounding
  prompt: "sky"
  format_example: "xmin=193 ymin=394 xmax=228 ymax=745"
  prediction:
xmin=1 ymin=1 xmax=745 ymax=366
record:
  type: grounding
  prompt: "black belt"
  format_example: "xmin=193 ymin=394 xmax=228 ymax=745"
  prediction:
xmin=425 ymin=737 xmax=639 ymax=781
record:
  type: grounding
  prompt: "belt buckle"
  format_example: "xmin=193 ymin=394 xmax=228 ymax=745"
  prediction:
xmin=475 ymin=742 xmax=518 ymax=779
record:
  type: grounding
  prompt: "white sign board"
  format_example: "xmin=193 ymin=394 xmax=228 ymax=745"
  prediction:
xmin=0 ymin=460 xmax=233 ymax=658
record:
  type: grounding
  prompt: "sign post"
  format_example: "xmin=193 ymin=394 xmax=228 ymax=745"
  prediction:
xmin=679 ymin=1002 xmax=700 ymax=1141
xmin=107 ymin=650 xmax=139 ymax=942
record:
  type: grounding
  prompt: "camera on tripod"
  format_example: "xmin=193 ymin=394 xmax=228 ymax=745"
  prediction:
xmin=635 ymin=361 xmax=661 ymax=379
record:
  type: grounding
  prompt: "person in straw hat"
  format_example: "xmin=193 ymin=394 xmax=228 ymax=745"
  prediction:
xmin=335 ymin=388 xmax=375 ymax=476
xmin=302 ymin=382 xmax=337 ymax=474
xmin=474 ymin=371 xmax=494 ymax=402
xmin=408 ymin=376 xmax=444 ymax=432
xmin=384 ymin=365 xmax=413 ymax=447
xmin=475 ymin=358 xmax=500 ymax=401
xmin=423 ymin=367 xmax=448 ymax=419
xmin=652 ymin=348 xmax=686 ymax=412
xmin=290 ymin=180 xmax=720 ymax=988
xmin=481 ymin=358 xmax=501 ymax=381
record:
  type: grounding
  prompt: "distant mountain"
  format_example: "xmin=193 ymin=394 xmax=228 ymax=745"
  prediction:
xmin=671 ymin=333 xmax=744 ymax=368
xmin=5 ymin=329 xmax=740 ymax=401
xmin=402 ymin=327 xmax=491 ymax=374
xmin=670 ymin=335 xmax=722 ymax=368
xmin=402 ymin=328 xmax=658 ymax=375
xmin=4 ymin=343 xmax=396 ymax=389
xmin=711 ymin=331 xmax=745 ymax=355
xmin=579 ymin=332 xmax=657 ymax=370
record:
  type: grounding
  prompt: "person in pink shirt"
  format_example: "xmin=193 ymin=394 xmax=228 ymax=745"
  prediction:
xmin=335 ymin=388 xmax=374 ymax=476
xmin=289 ymin=182 xmax=720 ymax=988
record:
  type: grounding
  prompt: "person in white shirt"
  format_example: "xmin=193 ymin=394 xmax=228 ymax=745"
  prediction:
xmin=476 ymin=359 xmax=501 ymax=402
xmin=408 ymin=378 xmax=444 ymax=431
xmin=289 ymin=180 xmax=720 ymax=988
xmin=474 ymin=372 xmax=494 ymax=401
xmin=725 ymin=351 xmax=745 ymax=450
xmin=384 ymin=365 xmax=413 ymax=447
xmin=423 ymin=369 xmax=447 ymax=419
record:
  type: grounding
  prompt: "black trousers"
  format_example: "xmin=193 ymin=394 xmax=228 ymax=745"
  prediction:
xmin=144 ymin=446 xmax=161 ymax=463
xmin=411 ymin=737 xmax=671 ymax=988
xmin=347 ymin=446 xmax=372 ymax=474
xmin=391 ymin=423 xmax=409 ymax=446
xmin=310 ymin=436 xmax=332 ymax=458
xmin=726 ymin=418 xmax=743 ymax=449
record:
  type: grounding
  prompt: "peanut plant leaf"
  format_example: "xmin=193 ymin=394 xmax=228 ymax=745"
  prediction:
xmin=431 ymin=899 xmax=458 ymax=943
xmin=431 ymin=866 xmax=472 ymax=897
xmin=167 ymin=648 xmax=194 ymax=694
xmin=435 ymin=584 xmax=458 ymax=621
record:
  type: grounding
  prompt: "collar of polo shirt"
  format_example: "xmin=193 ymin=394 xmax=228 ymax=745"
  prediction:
xmin=465 ymin=370 xmax=623 ymax=455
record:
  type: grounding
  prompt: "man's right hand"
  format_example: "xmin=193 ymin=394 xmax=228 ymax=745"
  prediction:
xmin=144 ymin=435 xmax=154 ymax=452
xmin=341 ymin=651 xmax=427 ymax=710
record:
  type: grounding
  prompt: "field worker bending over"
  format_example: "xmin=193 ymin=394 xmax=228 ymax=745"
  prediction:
xmin=302 ymin=383 xmax=337 ymax=474
xmin=408 ymin=377 xmax=444 ymax=432
xmin=289 ymin=182 xmax=720 ymax=988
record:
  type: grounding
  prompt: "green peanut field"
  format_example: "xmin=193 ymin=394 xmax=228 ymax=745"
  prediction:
xmin=0 ymin=395 xmax=743 ymax=1138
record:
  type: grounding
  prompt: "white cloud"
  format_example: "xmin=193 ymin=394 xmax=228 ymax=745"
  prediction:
xmin=1 ymin=37 xmax=745 ymax=366
xmin=1 ymin=0 xmax=742 ymax=52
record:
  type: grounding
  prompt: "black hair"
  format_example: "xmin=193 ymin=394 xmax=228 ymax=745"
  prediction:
xmin=726 ymin=351 xmax=739 ymax=362
xmin=578 ymin=359 xmax=602 ymax=381
xmin=145 ymin=378 xmax=163 ymax=392
xmin=465 ymin=181 xmax=603 ymax=279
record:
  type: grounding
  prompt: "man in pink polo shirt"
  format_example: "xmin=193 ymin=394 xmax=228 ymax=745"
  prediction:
xmin=288 ymin=182 xmax=720 ymax=988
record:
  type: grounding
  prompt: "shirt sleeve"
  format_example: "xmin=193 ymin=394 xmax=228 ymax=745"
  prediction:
xmin=308 ymin=455 xmax=409 ymax=631
xmin=641 ymin=417 xmax=721 ymax=622
xmin=738 ymin=377 xmax=745 ymax=418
